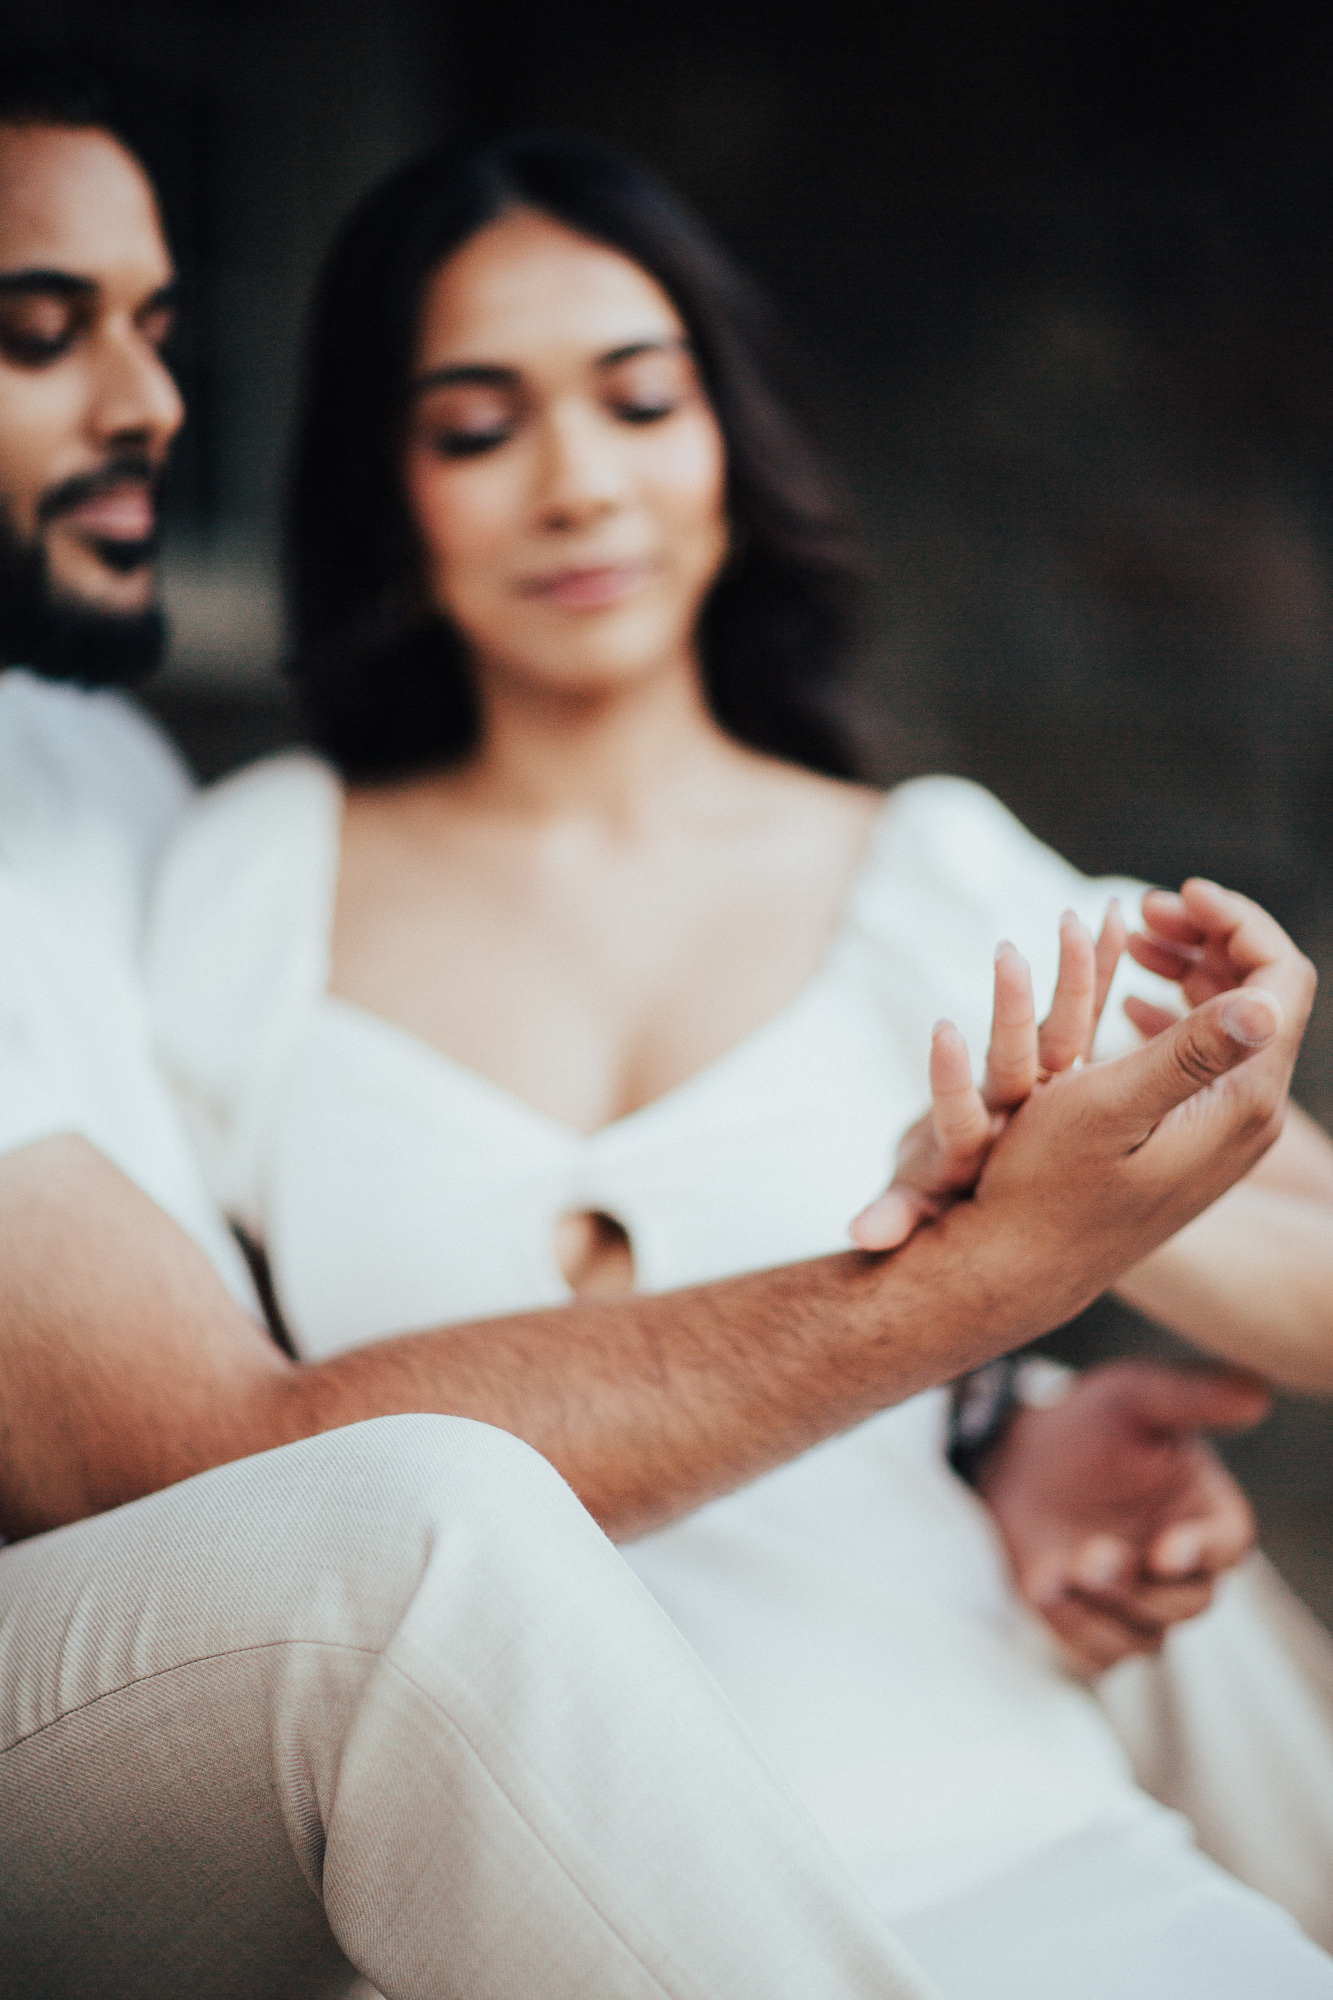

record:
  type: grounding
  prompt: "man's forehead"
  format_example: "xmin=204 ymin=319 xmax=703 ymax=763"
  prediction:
xmin=0 ymin=124 xmax=170 ymax=287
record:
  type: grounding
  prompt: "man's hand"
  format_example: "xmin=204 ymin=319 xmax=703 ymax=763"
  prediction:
xmin=853 ymin=903 xmax=1126 ymax=1251
xmin=974 ymin=1361 xmax=1269 ymax=1674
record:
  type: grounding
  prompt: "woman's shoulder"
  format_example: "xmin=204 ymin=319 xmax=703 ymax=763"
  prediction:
xmin=154 ymin=749 xmax=339 ymax=929
xmin=853 ymin=774 xmax=1078 ymax=916
xmin=147 ymin=751 xmax=346 ymax=1218
xmin=170 ymin=747 xmax=341 ymax=853
xmin=148 ymin=751 xmax=342 ymax=1070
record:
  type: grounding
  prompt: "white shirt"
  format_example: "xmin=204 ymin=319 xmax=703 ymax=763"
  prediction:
xmin=148 ymin=752 xmax=1184 ymax=1920
xmin=0 ymin=670 xmax=255 ymax=1307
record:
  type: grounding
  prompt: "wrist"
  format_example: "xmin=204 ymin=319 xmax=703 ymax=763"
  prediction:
xmin=948 ymin=1355 xmax=1076 ymax=1485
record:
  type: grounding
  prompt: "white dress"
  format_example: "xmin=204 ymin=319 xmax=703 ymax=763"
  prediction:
xmin=148 ymin=753 xmax=1333 ymax=1955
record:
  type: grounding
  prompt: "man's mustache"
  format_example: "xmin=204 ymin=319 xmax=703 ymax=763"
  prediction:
xmin=37 ymin=454 xmax=164 ymax=526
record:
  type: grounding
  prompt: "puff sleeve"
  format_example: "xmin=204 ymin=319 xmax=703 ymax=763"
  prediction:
xmin=146 ymin=753 xmax=342 ymax=1233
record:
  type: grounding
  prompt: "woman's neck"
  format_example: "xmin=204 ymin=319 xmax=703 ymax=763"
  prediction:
xmin=442 ymin=655 xmax=749 ymax=829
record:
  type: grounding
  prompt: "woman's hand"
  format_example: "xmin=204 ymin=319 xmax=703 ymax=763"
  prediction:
xmin=1123 ymin=876 xmax=1289 ymax=1039
xmin=973 ymin=1360 xmax=1269 ymax=1675
xmin=851 ymin=901 xmax=1127 ymax=1251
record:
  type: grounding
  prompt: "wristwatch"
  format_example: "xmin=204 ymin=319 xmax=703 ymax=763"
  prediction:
xmin=947 ymin=1354 xmax=1076 ymax=1484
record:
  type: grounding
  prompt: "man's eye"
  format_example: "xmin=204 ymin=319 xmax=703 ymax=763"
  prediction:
xmin=140 ymin=306 xmax=179 ymax=353
xmin=0 ymin=332 xmax=72 ymax=366
xmin=0 ymin=307 xmax=78 ymax=368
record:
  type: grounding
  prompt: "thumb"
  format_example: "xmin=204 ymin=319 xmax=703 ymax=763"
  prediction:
xmin=1097 ymin=987 xmax=1281 ymax=1141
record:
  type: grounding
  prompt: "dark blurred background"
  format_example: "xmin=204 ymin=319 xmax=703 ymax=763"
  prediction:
xmin=21 ymin=0 xmax=1333 ymax=1612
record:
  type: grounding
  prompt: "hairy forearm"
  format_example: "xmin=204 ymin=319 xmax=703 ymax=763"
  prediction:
xmin=272 ymin=1228 xmax=1055 ymax=1539
xmin=0 ymin=1137 xmax=1087 ymax=1542
xmin=2 ymin=970 xmax=1299 ymax=1544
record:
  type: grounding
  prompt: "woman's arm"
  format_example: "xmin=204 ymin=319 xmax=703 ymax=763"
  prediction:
xmin=1109 ymin=884 xmax=1333 ymax=1391
xmin=1113 ymin=1103 xmax=1333 ymax=1390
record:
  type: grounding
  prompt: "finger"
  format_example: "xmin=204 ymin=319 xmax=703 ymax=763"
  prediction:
xmin=1095 ymin=1359 xmax=1272 ymax=1439
xmin=1087 ymin=1574 xmax=1217 ymax=1626
xmin=1179 ymin=878 xmax=1300 ymax=982
xmin=924 ymin=1024 xmax=996 ymax=1176
xmin=1035 ymin=1586 xmax=1164 ymax=1674
xmin=1069 ymin=1534 xmax=1134 ymax=1594
xmin=929 ymin=1019 xmax=996 ymax=1158
xmin=1038 ymin=912 xmax=1096 ymax=1074
xmin=1123 ymin=995 xmax=1181 ymax=1040
xmin=1083 ymin=985 xmax=1281 ymax=1149
xmin=1139 ymin=888 xmax=1208 ymax=949
xmin=1090 ymin=898 xmax=1128 ymax=1048
xmin=984 ymin=943 xmax=1038 ymax=1110
xmin=1127 ymin=931 xmax=1203 ymax=984
xmin=1146 ymin=1456 xmax=1258 ymax=1579
xmin=849 ymin=1185 xmax=939 ymax=1251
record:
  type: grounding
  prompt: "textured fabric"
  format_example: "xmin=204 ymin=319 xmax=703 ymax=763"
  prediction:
xmin=1099 ymin=1551 xmax=1333 ymax=1951
xmin=897 ymin=1808 xmax=1333 ymax=1998
xmin=1 ymin=1416 xmax=942 ymax=2000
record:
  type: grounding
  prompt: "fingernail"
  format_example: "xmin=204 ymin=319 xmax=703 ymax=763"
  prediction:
xmin=1077 ymin=1539 xmax=1124 ymax=1589
xmin=995 ymin=940 xmax=1016 ymax=963
xmin=1156 ymin=1526 xmax=1204 ymax=1575
xmin=1222 ymin=991 xmax=1279 ymax=1046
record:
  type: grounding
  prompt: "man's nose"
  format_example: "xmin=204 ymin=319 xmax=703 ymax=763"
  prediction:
xmin=536 ymin=403 xmax=628 ymax=529
xmin=86 ymin=327 xmax=184 ymax=455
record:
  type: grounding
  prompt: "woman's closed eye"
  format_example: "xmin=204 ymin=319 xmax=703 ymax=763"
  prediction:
xmin=415 ymin=383 xmax=518 ymax=458
xmin=602 ymin=345 xmax=701 ymax=428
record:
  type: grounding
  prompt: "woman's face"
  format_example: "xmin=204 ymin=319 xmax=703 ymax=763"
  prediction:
xmin=402 ymin=208 xmax=729 ymax=698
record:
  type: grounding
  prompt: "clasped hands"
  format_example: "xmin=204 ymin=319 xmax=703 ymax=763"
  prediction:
xmin=851 ymin=880 xmax=1282 ymax=1676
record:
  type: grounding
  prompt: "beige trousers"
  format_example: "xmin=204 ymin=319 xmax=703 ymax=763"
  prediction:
xmin=0 ymin=1415 xmax=939 ymax=2000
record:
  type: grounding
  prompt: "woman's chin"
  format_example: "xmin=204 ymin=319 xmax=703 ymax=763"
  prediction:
xmin=477 ymin=620 xmax=699 ymax=702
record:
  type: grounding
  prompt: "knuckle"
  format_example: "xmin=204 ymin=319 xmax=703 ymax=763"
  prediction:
xmin=1169 ymin=1029 xmax=1223 ymax=1089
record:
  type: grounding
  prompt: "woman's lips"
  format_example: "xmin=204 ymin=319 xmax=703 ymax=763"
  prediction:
xmin=63 ymin=485 xmax=156 ymax=540
xmin=518 ymin=563 xmax=651 ymax=609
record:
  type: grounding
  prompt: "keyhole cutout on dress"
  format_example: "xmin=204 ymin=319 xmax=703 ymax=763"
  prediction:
xmin=554 ymin=1210 xmax=636 ymax=1298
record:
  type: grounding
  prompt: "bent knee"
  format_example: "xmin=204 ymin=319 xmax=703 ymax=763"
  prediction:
xmin=280 ymin=1414 xmax=592 ymax=1565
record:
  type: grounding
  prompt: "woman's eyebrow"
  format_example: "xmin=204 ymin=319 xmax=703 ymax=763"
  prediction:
xmin=412 ymin=362 xmax=517 ymax=395
xmin=597 ymin=336 xmax=689 ymax=368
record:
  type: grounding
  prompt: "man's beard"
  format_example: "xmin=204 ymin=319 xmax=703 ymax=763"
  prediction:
xmin=0 ymin=482 xmax=167 ymax=690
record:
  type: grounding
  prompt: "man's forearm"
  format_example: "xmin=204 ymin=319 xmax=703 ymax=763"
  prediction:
xmin=0 ymin=946 xmax=1308 ymax=1540
xmin=272 ymin=1225 xmax=1049 ymax=1539
xmin=0 ymin=1139 xmax=1050 ymax=1541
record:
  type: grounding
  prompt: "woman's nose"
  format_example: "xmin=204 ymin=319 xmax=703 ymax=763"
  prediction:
xmin=535 ymin=402 xmax=629 ymax=530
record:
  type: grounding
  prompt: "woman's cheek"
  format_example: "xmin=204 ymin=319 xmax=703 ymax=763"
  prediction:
xmin=646 ymin=421 xmax=727 ymax=541
xmin=405 ymin=457 xmax=512 ymax=604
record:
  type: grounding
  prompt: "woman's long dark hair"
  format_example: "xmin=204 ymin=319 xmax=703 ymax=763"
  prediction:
xmin=285 ymin=133 xmax=868 ymax=780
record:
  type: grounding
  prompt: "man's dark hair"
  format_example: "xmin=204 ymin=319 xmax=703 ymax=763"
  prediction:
xmin=0 ymin=51 xmax=124 ymax=139
xmin=285 ymin=133 xmax=868 ymax=781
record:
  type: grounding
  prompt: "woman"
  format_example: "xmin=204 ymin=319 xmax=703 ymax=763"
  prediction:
xmin=149 ymin=137 xmax=1333 ymax=1992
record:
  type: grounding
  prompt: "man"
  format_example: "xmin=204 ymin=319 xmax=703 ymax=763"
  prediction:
xmin=0 ymin=59 xmax=1325 ymax=2000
